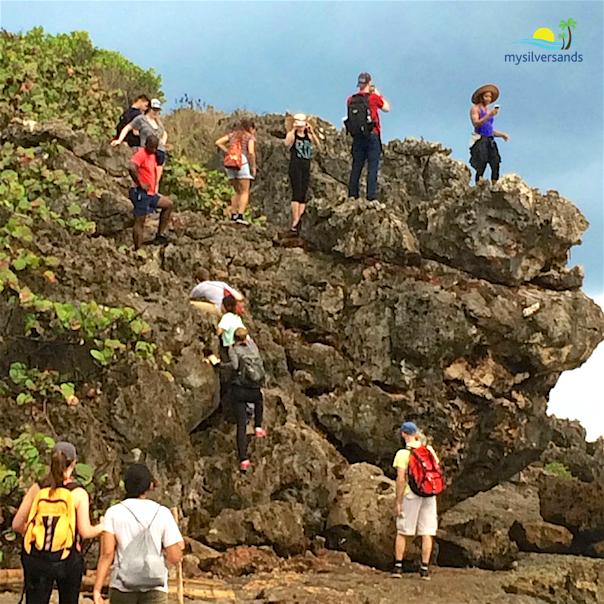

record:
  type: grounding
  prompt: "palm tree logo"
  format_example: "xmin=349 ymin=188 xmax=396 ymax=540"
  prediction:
xmin=559 ymin=18 xmax=577 ymax=50
xmin=558 ymin=32 xmax=567 ymax=50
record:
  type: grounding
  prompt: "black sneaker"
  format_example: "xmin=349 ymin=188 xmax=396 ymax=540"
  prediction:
xmin=235 ymin=215 xmax=250 ymax=226
xmin=392 ymin=562 xmax=403 ymax=578
xmin=154 ymin=234 xmax=169 ymax=246
xmin=231 ymin=213 xmax=240 ymax=222
xmin=419 ymin=564 xmax=430 ymax=580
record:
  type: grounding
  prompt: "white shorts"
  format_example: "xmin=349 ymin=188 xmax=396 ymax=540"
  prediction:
xmin=396 ymin=492 xmax=438 ymax=536
xmin=225 ymin=156 xmax=254 ymax=180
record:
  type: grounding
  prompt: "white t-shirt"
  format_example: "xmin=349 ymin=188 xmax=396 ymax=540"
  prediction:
xmin=190 ymin=281 xmax=239 ymax=310
xmin=104 ymin=499 xmax=183 ymax=593
xmin=218 ymin=312 xmax=244 ymax=347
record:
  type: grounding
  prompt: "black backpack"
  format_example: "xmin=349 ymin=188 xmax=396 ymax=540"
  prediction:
xmin=116 ymin=107 xmax=142 ymax=147
xmin=345 ymin=94 xmax=375 ymax=136
xmin=237 ymin=345 xmax=265 ymax=387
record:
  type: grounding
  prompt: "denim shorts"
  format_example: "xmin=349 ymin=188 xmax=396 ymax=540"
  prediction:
xmin=129 ymin=187 xmax=160 ymax=216
xmin=225 ymin=156 xmax=253 ymax=180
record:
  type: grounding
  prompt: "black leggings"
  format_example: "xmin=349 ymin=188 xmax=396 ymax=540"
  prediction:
xmin=231 ymin=386 xmax=263 ymax=461
xmin=289 ymin=163 xmax=310 ymax=203
xmin=22 ymin=550 xmax=84 ymax=604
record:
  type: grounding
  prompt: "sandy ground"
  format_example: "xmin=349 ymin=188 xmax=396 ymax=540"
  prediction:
xmin=0 ymin=565 xmax=547 ymax=604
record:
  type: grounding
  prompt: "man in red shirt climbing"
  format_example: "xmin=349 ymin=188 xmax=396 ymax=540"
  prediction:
xmin=128 ymin=134 xmax=173 ymax=249
xmin=345 ymin=72 xmax=390 ymax=202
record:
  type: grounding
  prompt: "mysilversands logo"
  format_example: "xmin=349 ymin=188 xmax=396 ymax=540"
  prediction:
xmin=505 ymin=18 xmax=584 ymax=64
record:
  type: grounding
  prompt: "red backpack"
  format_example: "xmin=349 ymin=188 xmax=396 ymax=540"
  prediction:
xmin=224 ymin=137 xmax=244 ymax=169
xmin=407 ymin=445 xmax=444 ymax=497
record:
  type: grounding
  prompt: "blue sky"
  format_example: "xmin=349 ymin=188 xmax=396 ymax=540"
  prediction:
xmin=2 ymin=1 xmax=603 ymax=434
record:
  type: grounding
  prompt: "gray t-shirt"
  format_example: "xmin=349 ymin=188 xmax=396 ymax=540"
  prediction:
xmin=190 ymin=281 xmax=240 ymax=310
xmin=131 ymin=115 xmax=165 ymax=150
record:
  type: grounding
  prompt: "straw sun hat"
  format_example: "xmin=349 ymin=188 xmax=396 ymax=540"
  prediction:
xmin=471 ymin=84 xmax=499 ymax=105
xmin=293 ymin=113 xmax=308 ymax=128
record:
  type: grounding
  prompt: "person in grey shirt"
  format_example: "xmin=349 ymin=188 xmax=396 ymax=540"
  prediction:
xmin=190 ymin=279 xmax=243 ymax=315
xmin=112 ymin=99 xmax=168 ymax=192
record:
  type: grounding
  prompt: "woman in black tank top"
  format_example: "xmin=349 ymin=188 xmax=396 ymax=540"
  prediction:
xmin=284 ymin=113 xmax=321 ymax=234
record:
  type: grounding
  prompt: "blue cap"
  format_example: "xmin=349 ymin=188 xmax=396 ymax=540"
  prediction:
xmin=400 ymin=421 xmax=418 ymax=435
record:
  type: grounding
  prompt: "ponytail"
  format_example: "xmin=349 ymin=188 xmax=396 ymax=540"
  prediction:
xmin=40 ymin=450 xmax=72 ymax=491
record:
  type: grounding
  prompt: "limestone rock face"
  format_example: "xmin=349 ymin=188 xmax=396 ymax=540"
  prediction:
xmin=324 ymin=463 xmax=396 ymax=569
xmin=206 ymin=501 xmax=309 ymax=556
xmin=540 ymin=477 xmax=604 ymax=543
xmin=509 ymin=520 xmax=573 ymax=554
xmin=1 ymin=117 xmax=603 ymax=570
xmin=504 ymin=554 xmax=604 ymax=604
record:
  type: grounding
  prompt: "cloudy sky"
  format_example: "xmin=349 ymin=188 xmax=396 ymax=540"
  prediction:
xmin=2 ymin=0 xmax=603 ymax=434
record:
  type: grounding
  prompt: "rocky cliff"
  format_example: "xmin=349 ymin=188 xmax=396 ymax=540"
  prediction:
xmin=1 ymin=112 xmax=602 ymax=571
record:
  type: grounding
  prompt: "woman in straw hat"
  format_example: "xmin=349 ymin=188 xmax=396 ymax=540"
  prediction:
xmin=469 ymin=84 xmax=509 ymax=183
xmin=284 ymin=113 xmax=321 ymax=234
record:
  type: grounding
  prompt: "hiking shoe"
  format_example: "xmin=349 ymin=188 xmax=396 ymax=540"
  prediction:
xmin=419 ymin=564 xmax=430 ymax=580
xmin=255 ymin=427 xmax=267 ymax=437
xmin=240 ymin=459 xmax=251 ymax=472
xmin=392 ymin=562 xmax=403 ymax=578
xmin=154 ymin=234 xmax=170 ymax=246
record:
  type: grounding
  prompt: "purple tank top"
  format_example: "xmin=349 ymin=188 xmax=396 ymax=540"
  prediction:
xmin=475 ymin=107 xmax=494 ymax=137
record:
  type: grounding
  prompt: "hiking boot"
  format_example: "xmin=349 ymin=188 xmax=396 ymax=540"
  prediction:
xmin=154 ymin=234 xmax=170 ymax=246
xmin=255 ymin=427 xmax=267 ymax=437
xmin=419 ymin=564 xmax=430 ymax=580
xmin=392 ymin=562 xmax=403 ymax=578
xmin=240 ymin=459 xmax=251 ymax=472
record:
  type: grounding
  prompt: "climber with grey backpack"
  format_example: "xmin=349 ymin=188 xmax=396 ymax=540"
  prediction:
xmin=227 ymin=327 xmax=267 ymax=472
xmin=93 ymin=464 xmax=184 ymax=604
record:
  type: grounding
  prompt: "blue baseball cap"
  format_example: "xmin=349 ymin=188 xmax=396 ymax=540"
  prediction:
xmin=400 ymin=421 xmax=418 ymax=435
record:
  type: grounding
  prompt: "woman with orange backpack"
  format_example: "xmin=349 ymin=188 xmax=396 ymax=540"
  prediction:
xmin=215 ymin=118 xmax=257 ymax=225
xmin=12 ymin=442 xmax=104 ymax=604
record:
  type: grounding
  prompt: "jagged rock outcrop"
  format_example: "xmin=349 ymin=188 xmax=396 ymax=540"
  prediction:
xmin=1 ymin=116 xmax=603 ymax=570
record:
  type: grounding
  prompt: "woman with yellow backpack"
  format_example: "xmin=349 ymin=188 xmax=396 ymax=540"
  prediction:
xmin=12 ymin=441 xmax=104 ymax=604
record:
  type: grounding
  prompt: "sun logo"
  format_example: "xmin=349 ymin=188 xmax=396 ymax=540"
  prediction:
xmin=512 ymin=18 xmax=578 ymax=50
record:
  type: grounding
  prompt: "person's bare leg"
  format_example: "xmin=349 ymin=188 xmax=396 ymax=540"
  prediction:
xmin=228 ymin=179 xmax=239 ymax=216
xmin=155 ymin=164 xmax=164 ymax=194
xmin=157 ymin=196 xmax=173 ymax=235
xmin=421 ymin=535 xmax=432 ymax=565
xmin=237 ymin=179 xmax=251 ymax=215
xmin=394 ymin=534 xmax=407 ymax=561
xmin=291 ymin=201 xmax=299 ymax=228
xmin=297 ymin=202 xmax=306 ymax=225
xmin=133 ymin=215 xmax=146 ymax=249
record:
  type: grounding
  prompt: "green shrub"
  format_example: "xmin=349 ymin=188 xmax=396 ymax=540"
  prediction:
xmin=544 ymin=461 xmax=577 ymax=480
xmin=0 ymin=28 xmax=162 ymax=139
xmin=163 ymin=155 xmax=233 ymax=216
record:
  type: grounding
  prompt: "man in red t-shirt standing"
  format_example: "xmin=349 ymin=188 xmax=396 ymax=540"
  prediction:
xmin=346 ymin=72 xmax=390 ymax=201
xmin=128 ymin=135 xmax=173 ymax=249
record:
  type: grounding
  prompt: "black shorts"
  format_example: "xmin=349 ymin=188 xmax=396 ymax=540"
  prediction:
xmin=129 ymin=187 xmax=160 ymax=217
xmin=156 ymin=149 xmax=166 ymax=166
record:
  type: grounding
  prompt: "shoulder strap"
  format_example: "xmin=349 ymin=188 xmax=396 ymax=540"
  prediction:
xmin=121 ymin=502 xmax=161 ymax=530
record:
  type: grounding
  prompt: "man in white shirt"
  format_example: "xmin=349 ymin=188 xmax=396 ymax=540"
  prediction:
xmin=93 ymin=465 xmax=184 ymax=604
